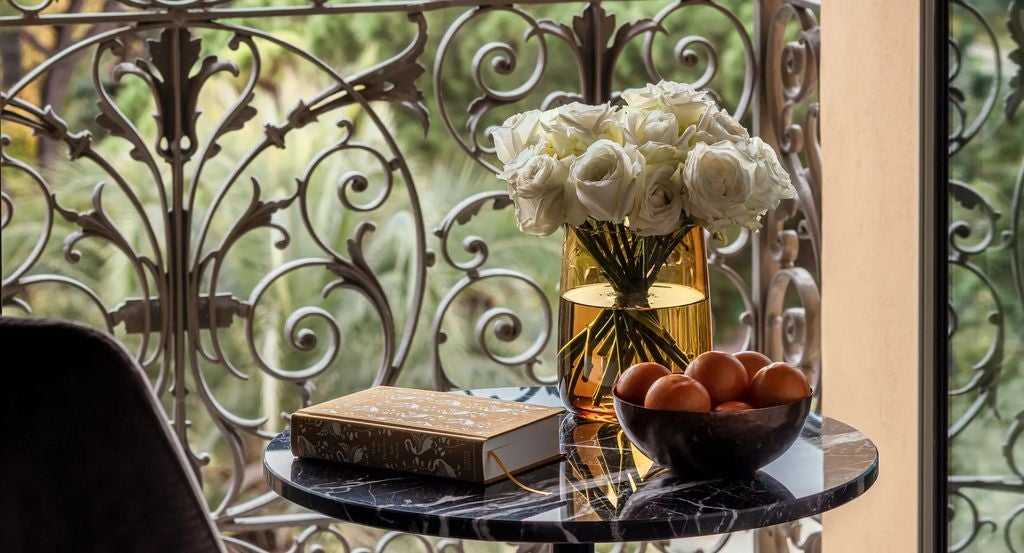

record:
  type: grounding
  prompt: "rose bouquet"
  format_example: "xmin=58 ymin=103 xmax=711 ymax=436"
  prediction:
xmin=493 ymin=81 xmax=795 ymax=412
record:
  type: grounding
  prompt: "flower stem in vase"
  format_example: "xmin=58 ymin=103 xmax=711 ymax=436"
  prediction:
xmin=558 ymin=223 xmax=708 ymax=417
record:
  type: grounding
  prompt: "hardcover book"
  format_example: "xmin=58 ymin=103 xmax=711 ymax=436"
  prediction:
xmin=290 ymin=387 xmax=564 ymax=483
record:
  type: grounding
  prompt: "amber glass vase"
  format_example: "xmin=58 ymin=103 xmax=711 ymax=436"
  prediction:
xmin=557 ymin=223 xmax=712 ymax=421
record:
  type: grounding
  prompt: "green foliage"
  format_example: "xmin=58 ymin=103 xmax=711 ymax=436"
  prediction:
xmin=1 ymin=4 xmax=769 ymax=511
xmin=948 ymin=2 xmax=1023 ymax=551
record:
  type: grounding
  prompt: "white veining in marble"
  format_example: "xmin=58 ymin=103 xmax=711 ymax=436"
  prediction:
xmin=265 ymin=387 xmax=878 ymax=543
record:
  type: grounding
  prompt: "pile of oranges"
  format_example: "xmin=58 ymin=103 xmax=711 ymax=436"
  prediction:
xmin=614 ymin=351 xmax=812 ymax=413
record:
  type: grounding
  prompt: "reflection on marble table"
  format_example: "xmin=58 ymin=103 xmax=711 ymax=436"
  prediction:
xmin=264 ymin=386 xmax=877 ymax=544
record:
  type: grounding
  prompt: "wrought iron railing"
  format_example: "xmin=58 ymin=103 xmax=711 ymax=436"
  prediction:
xmin=0 ymin=1 xmax=821 ymax=551
xmin=946 ymin=1 xmax=1024 ymax=551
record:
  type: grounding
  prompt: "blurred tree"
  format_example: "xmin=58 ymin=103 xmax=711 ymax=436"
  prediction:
xmin=13 ymin=0 xmax=119 ymax=167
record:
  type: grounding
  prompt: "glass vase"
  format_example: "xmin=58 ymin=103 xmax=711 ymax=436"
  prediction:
xmin=557 ymin=224 xmax=712 ymax=421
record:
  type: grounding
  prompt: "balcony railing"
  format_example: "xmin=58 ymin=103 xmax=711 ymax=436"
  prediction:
xmin=0 ymin=1 xmax=821 ymax=551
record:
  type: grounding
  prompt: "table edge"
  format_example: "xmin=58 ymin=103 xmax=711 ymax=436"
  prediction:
xmin=262 ymin=419 xmax=879 ymax=543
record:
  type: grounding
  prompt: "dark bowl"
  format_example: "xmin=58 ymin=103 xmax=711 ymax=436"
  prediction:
xmin=613 ymin=393 xmax=811 ymax=479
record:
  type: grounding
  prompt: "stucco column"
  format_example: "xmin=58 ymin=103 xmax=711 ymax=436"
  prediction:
xmin=820 ymin=0 xmax=922 ymax=552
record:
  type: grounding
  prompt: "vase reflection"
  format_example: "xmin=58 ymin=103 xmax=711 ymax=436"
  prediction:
xmin=560 ymin=418 xmax=665 ymax=520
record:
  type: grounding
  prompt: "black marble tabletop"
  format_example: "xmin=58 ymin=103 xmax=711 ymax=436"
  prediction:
xmin=264 ymin=386 xmax=878 ymax=544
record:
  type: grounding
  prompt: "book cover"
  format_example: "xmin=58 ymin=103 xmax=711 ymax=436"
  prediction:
xmin=290 ymin=387 xmax=563 ymax=482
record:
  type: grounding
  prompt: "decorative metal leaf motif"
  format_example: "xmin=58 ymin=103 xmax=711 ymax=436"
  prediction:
xmin=264 ymin=100 xmax=319 ymax=148
xmin=347 ymin=13 xmax=430 ymax=133
xmin=1006 ymin=0 xmax=1024 ymax=120
xmin=38 ymin=106 xmax=92 ymax=160
xmin=543 ymin=3 xmax=663 ymax=103
xmin=118 ymin=28 xmax=239 ymax=161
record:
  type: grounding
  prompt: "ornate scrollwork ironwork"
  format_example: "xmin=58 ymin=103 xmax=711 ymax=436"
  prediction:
xmin=947 ymin=1 xmax=1024 ymax=550
xmin=433 ymin=1 xmax=757 ymax=172
xmin=1007 ymin=0 xmax=1023 ymax=120
xmin=707 ymin=228 xmax=756 ymax=353
xmin=1 ymin=1 xmax=824 ymax=551
xmin=431 ymin=191 xmax=554 ymax=390
xmin=641 ymin=0 xmax=757 ymax=120
xmin=949 ymin=0 xmax=1004 ymax=155
xmin=748 ymin=3 xmax=823 ymax=550
xmin=433 ymin=3 xmax=663 ymax=172
xmin=757 ymin=0 xmax=822 ymax=404
xmin=3 ymin=15 xmax=432 ymax=546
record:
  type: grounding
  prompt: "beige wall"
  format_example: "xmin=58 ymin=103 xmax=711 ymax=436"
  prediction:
xmin=820 ymin=0 xmax=921 ymax=552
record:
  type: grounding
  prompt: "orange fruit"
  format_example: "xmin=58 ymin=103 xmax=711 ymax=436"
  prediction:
xmin=643 ymin=374 xmax=712 ymax=413
xmin=714 ymin=401 xmax=754 ymax=412
xmin=734 ymin=351 xmax=773 ymax=382
xmin=683 ymin=351 xmax=749 ymax=405
xmin=748 ymin=362 xmax=812 ymax=408
xmin=614 ymin=362 xmax=671 ymax=406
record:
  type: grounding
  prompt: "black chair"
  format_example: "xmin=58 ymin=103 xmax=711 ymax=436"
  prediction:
xmin=0 ymin=317 xmax=226 ymax=553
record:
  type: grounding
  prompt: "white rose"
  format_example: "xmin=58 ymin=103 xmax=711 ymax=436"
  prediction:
xmin=741 ymin=137 xmax=796 ymax=215
xmin=654 ymin=81 xmax=716 ymax=129
xmin=503 ymin=150 xmax=583 ymax=236
xmin=638 ymin=142 xmax=679 ymax=166
xmin=677 ymin=123 xmax=700 ymax=155
xmin=656 ymin=80 xmax=712 ymax=102
xmin=682 ymin=141 xmax=758 ymax=232
xmin=628 ymin=163 xmax=684 ymax=236
xmin=621 ymin=83 xmax=663 ymax=110
xmin=492 ymin=110 xmax=546 ymax=165
xmin=620 ymin=108 xmax=680 ymax=146
xmin=695 ymin=106 xmax=749 ymax=144
xmin=621 ymin=81 xmax=717 ymax=131
xmin=571 ymin=139 xmax=645 ymax=223
xmin=555 ymin=102 xmax=618 ymax=134
xmin=543 ymin=103 xmax=622 ymax=156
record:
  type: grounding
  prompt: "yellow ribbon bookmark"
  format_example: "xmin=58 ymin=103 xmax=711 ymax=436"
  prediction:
xmin=488 ymin=451 xmax=553 ymax=496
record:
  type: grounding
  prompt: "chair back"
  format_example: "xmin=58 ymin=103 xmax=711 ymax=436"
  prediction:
xmin=0 ymin=317 xmax=226 ymax=553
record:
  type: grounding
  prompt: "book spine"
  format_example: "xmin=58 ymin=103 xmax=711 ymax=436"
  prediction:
xmin=290 ymin=414 xmax=484 ymax=482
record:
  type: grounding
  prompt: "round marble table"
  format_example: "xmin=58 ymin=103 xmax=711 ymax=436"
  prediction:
xmin=265 ymin=386 xmax=878 ymax=551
